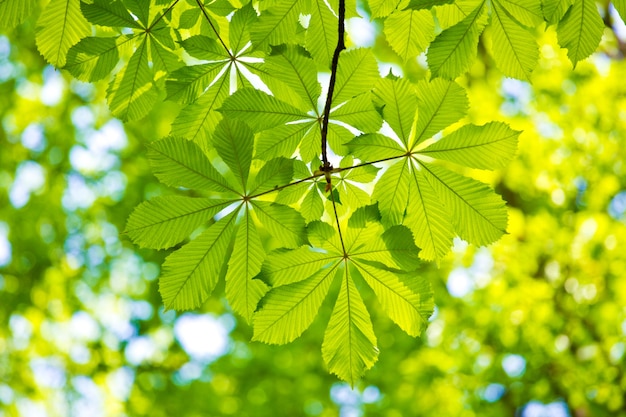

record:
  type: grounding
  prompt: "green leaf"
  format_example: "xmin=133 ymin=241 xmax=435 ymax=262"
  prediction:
xmin=35 ymin=0 xmax=91 ymax=67
xmin=256 ymin=122 xmax=314 ymax=160
xmin=331 ymin=93 xmax=383 ymax=133
xmin=147 ymin=136 xmax=235 ymax=193
xmin=219 ymin=88 xmax=309 ymax=131
xmin=170 ymin=73 xmax=230 ymax=145
xmin=347 ymin=134 xmax=405 ymax=161
xmin=251 ymin=158 xmax=294 ymax=195
xmin=612 ymin=0 xmax=626 ymax=24
xmin=354 ymin=261 xmax=432 ymax=336
xmin=434 ymin=0 xmax=479 ymax=29
xmin=497 ymin=0 xmax=543 ymax=27
xmin=266 ymin=45 xmax=321 ymax=113
xmin=419 ymin=162 xmax=508 ymax=246
xmin=556 ymin=0 xmax=604 ymax=67
xmin=229 ymin=4 xmax=257 ymax=53
xmin=80 ymin=0 xmax=140 ymax=28
xmin=490 ymin=0 xmax=539 ymax=80
xmin=178 ymin=35 xmax=229 ymax=60
xmin=0 ymin=0 xmax=37 ymax=29
xmin=372 ymin=159 xmax=411 ymax=226
xmin=225 ymin=207 xmax=269 ymax=322
xmin=107 ymin=39 xmax=158 ymax=121
xmin=253 ymin=264 xmax=339 ymax=344
xmin=373 ymin=77 xmax=417 ymax=147
xmin=160 ymin=211 xmax=237 ymax=310
xmin=369 ymin=0 xmax=402 ymax=18
xmin=332 ymin=49 xmax=380 ymax=104
xmin=413 ymin=79 xmax=468 ymax=147
xmin=322 ymin=265 xmax=378 ymax=385
xmin=307 ymin=0 xmax=338 ymax=67
xmin=166 ymin=62 xmax=228 ymax=104
xmin=251 ymin=0 xmax=302 ymax=49
xmin=406 ymin=0 xmax=455 ymax=9
xmin=420 ymin=122 xmax=519 ymax=169
xmin=64 ymin=36 xmax=121 ymax=82
xmin=427 ymin=1 xmax=488 ymax=79
xmin=384 ymin=9 xmax=435 ymax=63
xmin=252 ymin=201 xmax=307 ymax=248
xmin=542 ymin=0 xmax=574 ymax=24
xmin=301 ymin=187 xmax=325 ymax=222
xmin=261 ymin=246 xmax=339 ymax=287
xmin=125 ymin=196 xmax=233 ymax=250
xmin=212 ymin=118 xmax=254 ymax=191
xmin=405 ymin=166 xmax=454 ymax=261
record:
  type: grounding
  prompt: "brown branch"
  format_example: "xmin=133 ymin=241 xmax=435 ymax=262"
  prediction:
xmin=319 ymin=0 xmax=346 ymax=183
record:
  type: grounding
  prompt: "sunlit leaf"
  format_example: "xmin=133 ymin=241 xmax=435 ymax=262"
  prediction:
xmin=36 ymin=0 xmax=90 ymax=67
xmin=160 ymin=211 xmax=237 ymax=310
xmin=126 ymin=196 xmax=233 ymax=250
xmin=322 ymin=265 xmax=378 ymax=385
xmin=556 ymin=0 xmax=604 ymax=66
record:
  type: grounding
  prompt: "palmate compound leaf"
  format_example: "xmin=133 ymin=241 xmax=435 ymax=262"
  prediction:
xmin=348 ymin=78 xmax=518 ymax=261
xmin=128 ymin=120 xmax=304 ymax=319
xmin=254 ymin=220 xmax=433 ymax=384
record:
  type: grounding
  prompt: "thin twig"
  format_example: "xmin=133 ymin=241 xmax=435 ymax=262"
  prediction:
xmin=248 ymin=153 xmax=409 ymax=200
xmin=149 ymin=0 xmax=182 ymax=30
xmin=196 ymin=0 xmax=234 ymax=58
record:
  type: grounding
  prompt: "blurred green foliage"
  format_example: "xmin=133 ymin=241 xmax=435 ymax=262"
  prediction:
xmin=1 ymin=9 xmax=626 ymax=417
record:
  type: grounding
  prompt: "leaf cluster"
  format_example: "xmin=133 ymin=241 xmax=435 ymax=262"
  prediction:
xmin=2 ymin=0 xmax=617 ymax=382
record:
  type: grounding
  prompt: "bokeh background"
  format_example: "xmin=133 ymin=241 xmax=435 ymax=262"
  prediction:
xmin=1 ymin=4 xmax=626 ymax=417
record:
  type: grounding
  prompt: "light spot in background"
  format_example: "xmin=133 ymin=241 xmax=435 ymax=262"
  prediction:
xmin=71 ymin=106 xmax=95 ymax=130
xmin=347 ymin=18 xmax=377 ymax=47
xmin=9 ymin=314 xmax=33 ymax=350
xmin=502 ymin=354 xmax=526 ymax=378
xmin=378 ymin=62 xmax=403 ymax=77
xmin=0 ymin=384 xmax=14 ymax=404
xmin=30 ymin=357 xmax=66 ymax=389
xmin=608 ymin=190 xmax=626 ymax=219
xmin=610 ymin=342 xmax=625 ymax=363
xmin=330 ymin=383 xmax=381 ymax=417
xmin=173 ymin=361 xmax=209 ymax=385
xmin=125 ymin=336 xmax=157 ymax=365
xmin=500 ymin=78 xmax=532 ymax=115
xmin=533 ymin=113 xmax=563 ymax=140
xmin=71 ymin=376 xmax=104 ymax=417
xmin=361 ymin=386 xmax=380 ymax=404
xmin=70 ymin=311 xmax=101 ymax=342
xmin=611 ymin=5 xmax=626 ymax=40
xmin=41 ymin=66 xmax=65 ymax=106
xmin=483 ymin=383 xmax=505 ymax=402
xmin=106 ymin=367 xmax=134 ymax=401
xmin=0 ymin=222 xmax=11 ymax=267
xmin=447 ymin=267 xmax=473 ymax=298
xmin=21 ymin=123 xmax=46 ymax=152
xmin=551 ymin=188 xmax=565 ymax=206
xmin=16 ymin=398 xmax=47 ymax=417
xmin=62 ymin=174 xmax=96 ymax=210
xmin=0 ymin=35 xmax=10 ymax=60
xmin=521 ymin=400 xmax=570 ymax=417
xmin=9 ymin=160 xmax=46 ymax=208
xmin=174 ymin=314 xmax=231 ymax=362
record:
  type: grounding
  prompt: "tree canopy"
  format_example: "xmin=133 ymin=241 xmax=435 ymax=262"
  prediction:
xmin=1 ymin=0 xmax=626 ymax=415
